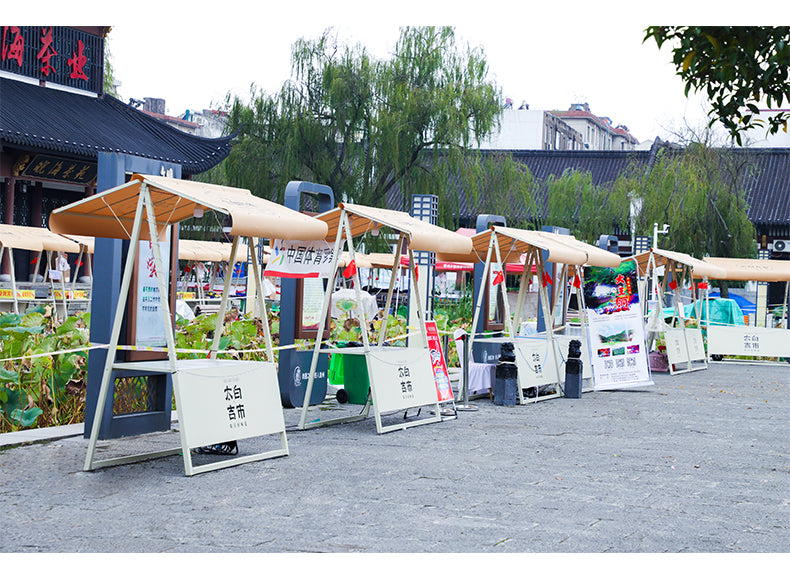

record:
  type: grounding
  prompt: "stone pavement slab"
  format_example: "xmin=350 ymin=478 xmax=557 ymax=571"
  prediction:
xmin=0 ymin=362 xmax=787 ymax=553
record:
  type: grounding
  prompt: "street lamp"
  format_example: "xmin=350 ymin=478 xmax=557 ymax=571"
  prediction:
xmin=653 ymin=222 xmax=669 ymax=249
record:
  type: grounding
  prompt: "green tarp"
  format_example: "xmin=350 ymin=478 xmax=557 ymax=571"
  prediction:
xmin=661 ymin=298 xmax=745 ymax=326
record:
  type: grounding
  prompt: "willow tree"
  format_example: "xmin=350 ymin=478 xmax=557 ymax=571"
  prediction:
xmin=624 ymin=143 xmax=756 ymax=296
xmin=543 ymin=168 xmax=630 ymax=244
xmin=203 ymin=27 xmax=529 ymax=228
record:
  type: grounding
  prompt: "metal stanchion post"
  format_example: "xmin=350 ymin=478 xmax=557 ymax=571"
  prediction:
xmin=456 ymin=333 xmax=478 ymax=412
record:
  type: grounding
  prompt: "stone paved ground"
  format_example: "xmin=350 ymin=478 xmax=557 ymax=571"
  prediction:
xmin=1 ymin=362 xmax=787 ymax=554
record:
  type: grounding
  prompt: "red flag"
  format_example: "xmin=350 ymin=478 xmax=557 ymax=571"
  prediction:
xmin=31 ymin=256 xmax=38 ymax=264
xmin=542 ymin=271 xmax=553 ymax=287
xmin=492 ymin=270 xmax=504 ymax=286
xmin=343 ymin=259 xmax=357 ymax=279
xmin=572 ymin=275 xmax=582 ymax=289
xmin=668 ymin=280 xmax=678 ymax=290
xmin=697 ymin=282 xmax=708 ymax=290
xmin=414 ymin=266 xmax=419 ymax=282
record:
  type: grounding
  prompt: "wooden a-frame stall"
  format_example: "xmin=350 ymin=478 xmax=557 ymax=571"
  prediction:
xmin=50 ymin=174 xmax=328 ymax=475
xmin=692 ymin=256 xmax=790 ymax=364
xmin=298 ymin=203 xmax=473 ymax=434
xmin=466 ymin=226 xmax=621 ymax=403
xmin=632 ymin=248 xmax=724 ymax=375
xmin=0 ymin=223 xmax=85 ymax=319
xmin=177 ymin=238 xmax=250 ymax=311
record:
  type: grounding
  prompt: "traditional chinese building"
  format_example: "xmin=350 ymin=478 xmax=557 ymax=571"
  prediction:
xmin=0 ymin=26 xmax=234 ymax=279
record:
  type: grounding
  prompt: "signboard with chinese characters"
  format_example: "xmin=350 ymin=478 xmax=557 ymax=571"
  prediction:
xmin=53 ymin=289 xmax=88 ymax=300
xmin=1 ymin=26 xmax=103 ymax=93
xmin=263 ymin=239 xmax=334 ymax=279
xmin=583 ymin=260 xmax=652 ymax=390
xmin=175 ymin=360 xmax=286 ymax=450
xmin=707 ymin=325 xmax=789 ymax=359
xmin=0 ymin=288 xmax=36 ymax=300
xmin=15 ymin=154 xmax=97 ymax=186
xmin=425 ymin=321 xmax=453 ymax=403
xmin=135 ymin=238 xmax=170 ymax=347
xmin=367 ymin=348 xmax=438 ymax=414
xmin=513 ymin=337 xmax=561 ymax=393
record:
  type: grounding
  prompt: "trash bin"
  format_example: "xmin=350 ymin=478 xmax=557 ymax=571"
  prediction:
xmin=493 ymin=341 xmax=518 ymax=406
xmin=330 ymin=342 xmax=370 ymax=404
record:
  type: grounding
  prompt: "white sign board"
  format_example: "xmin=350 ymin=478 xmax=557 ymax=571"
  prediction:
xmin=176 ymin=360 xmax=285 ymax=449
xmin=587 ymin=306 xmax=652 ymax=390
xmin=367 ymin=348 xmax=437 ymax=413
xmin=665 ymin=327 xmax=707 ymax=365
xmin=513 ymin=337 xmax=560 ymax=390
xmin=264 ymin=239 xmax=334 ymax=279
xmin=708 ymin=325 xmax=790 ymax=358
xmin=553 ymin=334 xmax=593 ymax=380
xmin=136 ymin=237 xmax=170 ymax=347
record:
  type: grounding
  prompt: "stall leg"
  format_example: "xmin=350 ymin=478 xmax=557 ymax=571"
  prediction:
xmin=456 ymin=333 xmax=478 ymax=412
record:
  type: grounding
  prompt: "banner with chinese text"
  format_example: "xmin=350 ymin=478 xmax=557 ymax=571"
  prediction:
xmin=263 ymin=239 xmax=334 ymax=279
xmin=425 ymin=321 xmax=454 ymax=403
xmin=135 ymin=239 xmax=170 ymax=347
xmin=583 ymin=260 xmax=652 ymax=390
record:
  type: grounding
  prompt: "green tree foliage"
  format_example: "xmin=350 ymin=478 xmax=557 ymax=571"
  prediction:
xmin=627 ymin=143 xmax=755 ymax=261
xmin=202 ymin=27 xmax=533 ymax=229
xmin=103 ymin=38 xmax=120 ymax=98
xmin=544 ymin=169 xmax=630 ymax=244
xmin=644 ymin=26 xmax=790 ymax=144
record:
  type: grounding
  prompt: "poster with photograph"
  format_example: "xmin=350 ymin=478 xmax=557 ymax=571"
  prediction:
xmin=583 ymin=260 xmax=653 ymax=390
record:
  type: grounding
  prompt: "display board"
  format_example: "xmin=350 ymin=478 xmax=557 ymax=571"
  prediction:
xmin=425 ymin=320 xmax=454 ymax=403
xmin=707 ymin=325 xmax=790 ymax=359
xmin=135 ymin=238 xmax=170 ymax=347
xmin=583 ymin=260 xmax=653 ymax=390
xmin=176 ymin=360 xmax=286 ymax=450
xmin=513 ymin=337 xmax=561 ymax=395
xmin=664 ymin=326 xmax=706 ymax=368
xmin=367 ymin=348 xmax=442 ymax=432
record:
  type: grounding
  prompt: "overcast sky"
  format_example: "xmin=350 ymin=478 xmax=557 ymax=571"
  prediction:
xmin=17 ymin=2 xmax=771 ymax=144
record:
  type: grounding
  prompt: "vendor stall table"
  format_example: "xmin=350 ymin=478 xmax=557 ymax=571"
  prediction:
xmin=692 ymin=256 xmax=790 ymax=364
xmin=467 ymin=226 xmax=621 ymax=403
xmin=632 ymin=248 xmax=724 ymax=375
xmin=50 ymin=174 xmax=328 ymax=475
xmin=298 ymin=203 xmax=472 ymax=434
xmin=0 ymin=223 xmax=84 ymax=318
xmin=177 ymin=238 xmax=250 ymax=313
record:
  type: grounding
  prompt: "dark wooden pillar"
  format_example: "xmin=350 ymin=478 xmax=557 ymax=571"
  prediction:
xmin=2 ymin=177 xmax=15 ymax=275
xmin=31 ymin=181 xmax=43 ymax=229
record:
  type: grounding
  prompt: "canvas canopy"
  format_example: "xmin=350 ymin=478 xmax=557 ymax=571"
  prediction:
xmin=694 ymin=257 xmax=790 ymax=282
xmin=469 ymin=226 xmax=621 ymax=268
xmin=178 ymin=239 xmax=248 ymax=264
xmin=62 ymin=235 xmax=95 ymax=254
xmin=633 ymin=248 xmax=724 ymax=279
xmin=49 ymin=174 xmax=328 ymax=241
xmin=317 ymin=203 xmax=472 ymax=255
xmin=0 ymin=223 xmax=80 ymax=253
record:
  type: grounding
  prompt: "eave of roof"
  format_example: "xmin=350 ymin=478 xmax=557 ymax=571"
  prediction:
xmin=0 ymin=77 xmax=233 ymax=175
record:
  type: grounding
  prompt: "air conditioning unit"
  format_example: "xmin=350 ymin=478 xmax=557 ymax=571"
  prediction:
xmin=772 ymin=239 xmax=790 ymax=253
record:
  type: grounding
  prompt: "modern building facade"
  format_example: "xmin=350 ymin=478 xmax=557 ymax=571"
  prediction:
xmin=553 ymin=103 xmax=639 ymax=151
xmin=478 ymin=108 xmax=584 ymax=151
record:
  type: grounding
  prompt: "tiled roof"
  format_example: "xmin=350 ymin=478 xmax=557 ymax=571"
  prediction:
xmin=386 ymin=146 xmax=790 ymax=230
xmin=732 ymin=147 xmax=790 ymax=226
xmin=0 ymin=77 xmax=233 ymax=175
